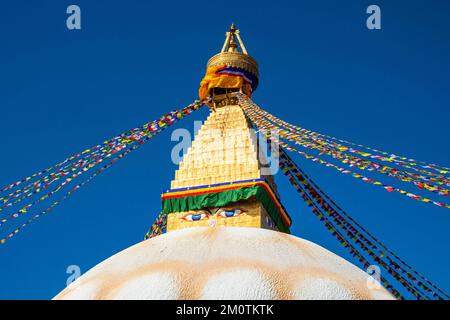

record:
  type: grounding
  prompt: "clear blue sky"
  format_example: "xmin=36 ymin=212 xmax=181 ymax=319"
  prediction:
xmin=0 ymin=0 xmax=449 ymax=299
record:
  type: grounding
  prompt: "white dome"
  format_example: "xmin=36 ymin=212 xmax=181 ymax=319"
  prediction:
xmin=54 ymin=227 xmax=394 ymax=300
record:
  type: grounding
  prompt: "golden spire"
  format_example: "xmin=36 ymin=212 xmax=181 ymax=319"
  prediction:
xmin=168 ymin=24 xmax=290 ymax=234
xmin=209 ymin=24 xmax=259 ymax=79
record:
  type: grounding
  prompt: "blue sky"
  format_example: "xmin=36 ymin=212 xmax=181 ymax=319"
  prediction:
xmin=0 ymin=0 xmax=449 ymax=299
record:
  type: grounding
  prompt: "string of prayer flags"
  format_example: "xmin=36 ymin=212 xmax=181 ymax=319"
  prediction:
xmin=279 ymin=148 xmax=448 ymax=300
xmin=0 ymin=98 xmax=210 ymax=211
xmin=279 ymin=148 xmax=448 ymax=299
xmin=237 ymin=93 xmax=450 ymax=177
xmin=144 ymin=212 xmax=167 ymax=240
xmin=238 ymin=96 xmax=450 ymax=210
xmin=238 ymin=94 xmax=450 ymax=189
xmin=282 ymin=150 xmax=450 ymax=299
xmin=280 ymin=151 xmax=427 ymax=299
xmin=278 ymin=153 xmax=406 ymax=299
xmin=253 ymin=109 xmax=450 ymax=195
xmin=280 ymin=139 xmax=450 ymax=210
xmin=0 ymin=99 xmax=207 ymax=245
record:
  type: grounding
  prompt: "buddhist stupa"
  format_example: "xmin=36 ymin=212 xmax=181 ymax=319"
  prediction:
xmin=55 ymin=25 xmax=394 ymax=300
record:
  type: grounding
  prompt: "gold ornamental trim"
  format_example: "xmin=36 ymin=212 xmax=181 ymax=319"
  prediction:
xmin=207 ymin=52 xmax=259 ymax=78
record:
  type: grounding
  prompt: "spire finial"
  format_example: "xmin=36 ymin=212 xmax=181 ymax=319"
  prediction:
xmin=220 ymin=23 xmax=249 ymax=55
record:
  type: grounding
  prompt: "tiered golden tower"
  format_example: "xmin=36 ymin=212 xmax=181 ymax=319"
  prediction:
xmin=162 ymin=24 xmax=291 ymax=233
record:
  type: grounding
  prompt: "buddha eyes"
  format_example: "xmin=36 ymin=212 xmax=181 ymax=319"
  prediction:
xmin=217 ymin=208 xmax=245 ymax=218
xmin=183 ymin=212 xmax=209 ymax=221
xmin=181 ymin=208 xmax=246 ymax=222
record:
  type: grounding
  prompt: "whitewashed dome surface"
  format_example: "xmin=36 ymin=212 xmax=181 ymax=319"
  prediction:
xmin=54 ymin=227 xmax=394 ymax=300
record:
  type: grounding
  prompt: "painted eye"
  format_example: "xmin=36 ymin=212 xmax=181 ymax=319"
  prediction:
xmin=183 ymin=212 xmax=209 ymax=221
xmin=217 ymin=208 xmax=245 ymax=218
